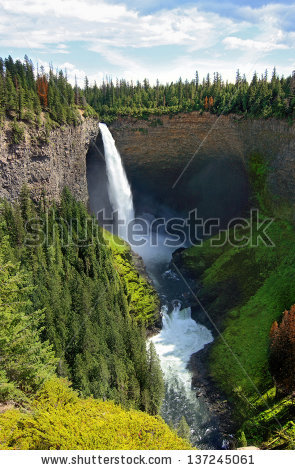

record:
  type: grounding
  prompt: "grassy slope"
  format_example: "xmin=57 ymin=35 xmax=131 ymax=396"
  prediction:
xmin=178 ymin=218 xmax=295 ymax=448
xmin=243 ymin=388 xmax=295 ymax=449
xmin=103 ymin=230 xmax=160 ymax=327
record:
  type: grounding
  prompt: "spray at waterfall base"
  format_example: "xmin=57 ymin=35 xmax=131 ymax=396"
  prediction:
xmin=93 ymin=123 xmax=237 ymax=449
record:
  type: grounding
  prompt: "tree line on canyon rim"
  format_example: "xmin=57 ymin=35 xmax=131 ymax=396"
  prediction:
xmin=0 ymin=55 xmax=294 ymax=134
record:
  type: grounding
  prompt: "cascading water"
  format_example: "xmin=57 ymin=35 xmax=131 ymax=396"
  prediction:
xmin=98 ymin=125 xmax=222 ymax=448
xmin=99 ymin=122 xmax=134 ymax=239
xmin=151 ymin=302 xmax=215 ymax=447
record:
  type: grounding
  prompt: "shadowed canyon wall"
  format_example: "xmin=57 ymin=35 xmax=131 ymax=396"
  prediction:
xmin=107 ymin=112 xmax=295 ymax=220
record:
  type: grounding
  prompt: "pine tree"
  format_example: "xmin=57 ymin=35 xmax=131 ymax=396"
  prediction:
xmin=36 ymin=74 xmax=48 ymax=108
xmin=195 ymin=70 xmax=199 ymax=89
xmin=5 ymin=71 xmax=17 ymax=113
xmin=0 ymin=248 xmax=56 ymax=399
xmin=144 ymin=342 xmax=164 ymax=415
xmin=176 ymin=416 xmax=191 ymax=442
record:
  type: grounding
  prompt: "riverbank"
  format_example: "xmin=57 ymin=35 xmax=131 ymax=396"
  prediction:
xmin=172 ymin=215 xmax=295 ymax=448
xmin=188 ymin=342 xmax=237 ymax=448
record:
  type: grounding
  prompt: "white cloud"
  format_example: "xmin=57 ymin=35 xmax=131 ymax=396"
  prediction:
xmin=0 ymin=1 xmax=240 ymax=50
xmin=55 ymin=44 xmax=69 ymax=54
xmin=223 ymin=36 xmax=289 ymax=52
xmin=0 ymin=1 xmax=294 ymax=84
xmin=0 ymin=0 xmax=137 ymax=22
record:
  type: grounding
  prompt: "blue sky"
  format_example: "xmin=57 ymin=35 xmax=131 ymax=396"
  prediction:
xmin=0 ymin=0 xmax=294 ymax=85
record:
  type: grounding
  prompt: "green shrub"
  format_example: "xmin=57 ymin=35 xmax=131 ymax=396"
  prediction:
xmin=11 ymin=120 xmax=24 ymax=144
xmin=83 ymin=104 xmax=98 ymax=119
xmin=0 ymin=379 xmax=192 ymax=450
xmin=237 ymin=431 xmax=248 ymax=448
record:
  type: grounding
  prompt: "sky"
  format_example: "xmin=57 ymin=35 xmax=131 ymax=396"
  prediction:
xmin=0 ymin=0 xmax=294 ymax=86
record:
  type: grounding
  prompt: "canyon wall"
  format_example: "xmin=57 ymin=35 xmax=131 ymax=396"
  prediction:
xmin=0 ymin=118 xmax=99 ymax=203
xmin=1 ymin=112 xmax=295 ymax=220
xmin=109 ymin=112 xmax=295 ymax=219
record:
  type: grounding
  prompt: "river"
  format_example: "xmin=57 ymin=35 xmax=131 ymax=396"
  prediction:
xmin=134 ymin=223 xmax=223 ymax=449
xmin=97 ymin=122 xmax=224 ymax=449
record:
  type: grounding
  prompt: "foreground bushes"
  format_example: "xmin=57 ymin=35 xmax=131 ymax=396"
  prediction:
xmin=0 ymin=379 xmax=192 ymax=450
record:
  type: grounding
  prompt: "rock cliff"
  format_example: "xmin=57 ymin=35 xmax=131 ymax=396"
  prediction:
xmin=109 ymin=112 xmax=295 ymax=219
xmin=1 ymin=112 xmax=295 ymax=219
xmin=0 ymin=118 xmax=99 ymax=203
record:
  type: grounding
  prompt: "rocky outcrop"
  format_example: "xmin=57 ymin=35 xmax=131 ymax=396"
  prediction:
xmin=0 ymin=118 xmax=99 ymax=203
xmin=109 ymin=112 xmax=295 ymax=218
xmin=188 ymin=342 xmax=236 ymax=442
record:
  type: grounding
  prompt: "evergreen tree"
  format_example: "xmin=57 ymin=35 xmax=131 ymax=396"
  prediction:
xmin=143 ymin=342 xmax=164 ymax=415
xmin=0 ymin=245 xmax=56 ymax=400
xmin=176 ymin=416 xmax=191 ymax=442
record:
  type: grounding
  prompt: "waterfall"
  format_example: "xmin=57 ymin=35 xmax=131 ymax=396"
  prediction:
xmin=97 ymin=125 xmax=220 ymax=447
xmin=99 ymin=123 xmax=134 ymax=239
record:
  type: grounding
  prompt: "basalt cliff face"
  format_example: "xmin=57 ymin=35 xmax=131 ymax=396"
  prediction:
xmin=108 ymin=112 xmax=295 ymax=220
xmin=1 ymin=113 xmax=295 ymax=218
xmin=0 ymin=118 xmax=99 ymax=203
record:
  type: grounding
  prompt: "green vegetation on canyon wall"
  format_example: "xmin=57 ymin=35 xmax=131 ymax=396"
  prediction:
xmin=103 ymin=231 xmax=160 ymax=327
xmin=174 ymin=153 xmax=295 ymax=448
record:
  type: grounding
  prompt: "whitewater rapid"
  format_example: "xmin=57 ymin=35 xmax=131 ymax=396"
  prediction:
xmin=152 ymin=304 xmax=213 ymax=386
xmin=151 ymin=302 xmax=214 ymax=445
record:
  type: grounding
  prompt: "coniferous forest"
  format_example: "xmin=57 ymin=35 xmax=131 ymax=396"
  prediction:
xmin=0 ymin=55 xmax=295 ymax=130
xmin=0 ymin=187 xmax=164 ymax=413
xmin=0 ymin=188 xmax=190 ymax=450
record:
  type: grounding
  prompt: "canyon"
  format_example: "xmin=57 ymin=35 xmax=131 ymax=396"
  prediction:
xmin=1 ymin=112 xmax=295 ymax=449
xmin=108 ymin=112 xmax=295 ymax=220
xmin=1 ymin=112 xmax=295 ymax=223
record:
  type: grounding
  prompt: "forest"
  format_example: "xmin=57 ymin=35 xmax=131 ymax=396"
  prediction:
xmin=0 ymin=187 xmax=193 ymax=450
xmin=0 ymin=187 xmax=164 ymax=412
xmin=0 ymin=55 xmax=295 ymax=130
